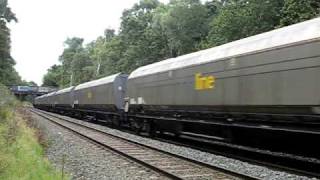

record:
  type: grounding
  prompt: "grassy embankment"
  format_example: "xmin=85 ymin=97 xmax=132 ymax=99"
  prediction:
xmin=0 ymin=84 xmax=66 ymax=179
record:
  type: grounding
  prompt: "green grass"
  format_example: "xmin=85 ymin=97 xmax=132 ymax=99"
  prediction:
xmin=0 ymin=84 xmax=67 ymax=180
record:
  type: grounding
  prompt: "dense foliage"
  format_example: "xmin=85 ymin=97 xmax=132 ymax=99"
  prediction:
xmin=0 ymin=0 xmax=21 ymax=86
xmin=43 ymin=0 xmax=320 ymax=88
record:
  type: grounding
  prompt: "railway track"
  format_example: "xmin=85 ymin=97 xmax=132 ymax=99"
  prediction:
xmin=31 ymin=108 xmax=258 ymax=180
xmin=153 ymin=133 xmax=320 ymax=179
xmin=91 ymin=115 xmax=320 ymax=178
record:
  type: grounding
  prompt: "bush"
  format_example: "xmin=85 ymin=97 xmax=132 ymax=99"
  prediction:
xmin=0 ymin=84 xmax=66 ymax=179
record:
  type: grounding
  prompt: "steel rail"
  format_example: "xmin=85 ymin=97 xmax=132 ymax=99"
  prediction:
xmin=31 ymin=108 xmax=259 ymax=180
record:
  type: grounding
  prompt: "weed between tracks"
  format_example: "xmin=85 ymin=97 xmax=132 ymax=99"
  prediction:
xmin=0 ymin=84 xmax=67 ymax=180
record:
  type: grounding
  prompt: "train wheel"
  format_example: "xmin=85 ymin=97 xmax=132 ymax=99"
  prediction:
xmin=130 ymin=120 xmax=142 ymax=135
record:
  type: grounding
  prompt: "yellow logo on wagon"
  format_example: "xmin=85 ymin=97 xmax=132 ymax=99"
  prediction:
xmin=195 ymin=73 xmax=215 ymax=90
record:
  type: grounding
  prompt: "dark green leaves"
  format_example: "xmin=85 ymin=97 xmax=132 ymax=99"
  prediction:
xmin=279 ymin=0 xmax=320 ymax=27
xmin=0 ymin=0 xmax=20 ymax=86
xmin=206 ymin=0 xmax=284 ymax=47
xmin=42 ymin=0 xmax=320 ymax=87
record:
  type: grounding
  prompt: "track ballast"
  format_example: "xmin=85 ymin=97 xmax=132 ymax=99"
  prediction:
xmin=31 ymin=108 xmax=258 ymax=180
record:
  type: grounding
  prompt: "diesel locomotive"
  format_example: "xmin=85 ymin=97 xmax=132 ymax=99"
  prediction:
xmin=34 ymin=17 xmax=320 ymax=155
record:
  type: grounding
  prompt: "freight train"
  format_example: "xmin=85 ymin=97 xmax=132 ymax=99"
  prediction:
xmin=34 ymin=18 xmax=320 ymax=155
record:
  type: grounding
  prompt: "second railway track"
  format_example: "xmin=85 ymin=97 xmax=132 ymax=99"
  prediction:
xmin=31 ymin=108 xmax=258 ymax=180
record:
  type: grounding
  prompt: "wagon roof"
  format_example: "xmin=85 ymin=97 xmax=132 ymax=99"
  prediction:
xmin=129 ymin=17 xmax=320 ymax=79
xmin=40 ymin=91 xmax=56 ymax=98
xmin=74 ymin=73 xmax=120 ymax=91
xmin=55 ymin=86 xmax=74 ymax=95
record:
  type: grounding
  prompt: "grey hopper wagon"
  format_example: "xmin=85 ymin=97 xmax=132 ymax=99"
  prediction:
xmin=33 ymin=18 xmax=320 ymax=158
xmin=34 ymin=73 xmax=128 ymax=117
xmin=127 ymin=17 xmax=320 ymax=116
xmin=34 ymin=91 xmax=57 ymax=110
xmin=72 ymin=73 xmax=128 ymax=113
xmin=53 ymin=86 xmax=75 ymax=109
xmin=126 ymin=17 xmax=320 ymax=145
xmin=44 ymin=92 xmax=56 ymax=106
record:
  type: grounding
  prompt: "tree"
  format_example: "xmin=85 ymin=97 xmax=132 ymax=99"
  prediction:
xmin=89 ymin=35 xmax=124 ymax=77
xmin=42 ymin=0 xmax=320 ymax=88
xmin=0 ymin=0 xmax=21 ymax=86
xmin=42 ymin=65 xmax=63 ymax=87
xmin=71 ymin=50 xmax=94 ymax=85
xmin=58 ymin=37 xmax=94 ymax=86
xmin=206 ymin=0 xmax=284 ymax=47
xmin=0 ymin=0 xmax=17 ymax=23
xmin=20 ymin=80 xmax=38 ymax=86
xmin=104 ymin=28 xmax=115 ymax=41
xmin=119 ymin=0 xmax=162 ymax=70
xmin=0 ymin=65 xmax=22 ymax=86
xmin=155 ymin=0 xmax=209 ymax=56
xmin=279 ymin=0 xmax=320 ymax=27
